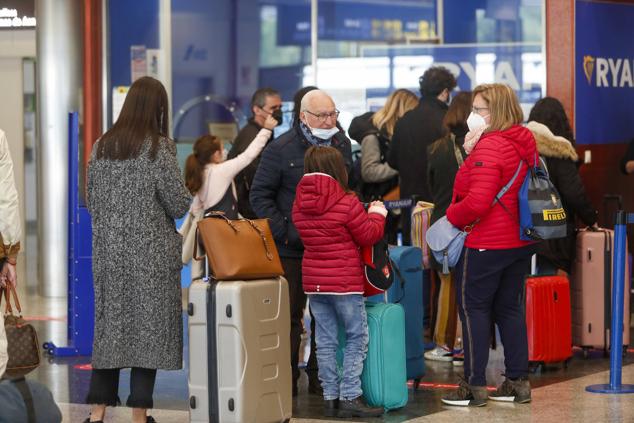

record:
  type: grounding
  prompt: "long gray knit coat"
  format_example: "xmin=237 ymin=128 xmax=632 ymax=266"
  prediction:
xmin=87 ymin=138 xmax=191 ymax=370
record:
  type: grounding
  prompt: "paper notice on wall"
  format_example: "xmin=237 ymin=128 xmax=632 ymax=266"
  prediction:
xmin=130 ymin=45 xmax=147 ymax=82
xmin=112 ymin=86 xmax=130 ymax=123
xmin=146 ymin=49 xmax=162 ymax=80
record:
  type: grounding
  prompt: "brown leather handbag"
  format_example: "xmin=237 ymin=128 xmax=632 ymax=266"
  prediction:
xmin=195 ymin=212 xmax=284 ymax=280
xmin=2 ymin=286 xmax=40 ymax=377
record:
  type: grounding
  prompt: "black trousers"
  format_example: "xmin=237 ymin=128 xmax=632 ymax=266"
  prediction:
xmin=454 ymin=246 xmax=533 ymax=386
xmin=280 ymin=257 xmax=308 ymax=389
xmin=86 ymin=368 xmax=157 ymax=408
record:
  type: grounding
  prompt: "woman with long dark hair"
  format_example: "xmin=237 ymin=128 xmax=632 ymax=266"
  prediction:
xmin=86 ymin=76 xmax=192 ymax=423
xmin=527 ymin=97 xmax=597 ymax=273
xmin=424 ymin=91 xmax=471 ymax=364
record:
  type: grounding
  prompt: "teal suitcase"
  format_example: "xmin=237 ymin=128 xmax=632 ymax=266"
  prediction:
xmin=338 ymin=302 xmax=408 ymax=410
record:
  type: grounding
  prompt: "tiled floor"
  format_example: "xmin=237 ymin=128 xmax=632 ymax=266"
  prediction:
xmin=12 ymin=278 xmax=634 ymax=423
xmin=10 ymin=236 xmax=634 ymax=422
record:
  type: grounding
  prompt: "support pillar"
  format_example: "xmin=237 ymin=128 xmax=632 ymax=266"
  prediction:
xmin=36 ymin=0 xmax=83 ymax=297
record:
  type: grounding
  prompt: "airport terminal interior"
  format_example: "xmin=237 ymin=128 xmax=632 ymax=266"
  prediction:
xmin=2 ymin=0 xmax=634 ymax=422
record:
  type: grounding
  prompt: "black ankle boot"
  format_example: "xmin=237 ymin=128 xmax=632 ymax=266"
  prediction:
xmin=323 ymin=399 xmax=339 ymax=417
xmin=338 ymin=396 xmax=384 ymax=418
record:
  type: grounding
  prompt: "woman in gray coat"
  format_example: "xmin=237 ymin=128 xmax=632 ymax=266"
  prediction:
xmin=85 ymin=77 xmax=191 ymax=423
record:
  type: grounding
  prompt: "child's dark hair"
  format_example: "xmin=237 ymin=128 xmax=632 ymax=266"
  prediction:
xmin=303 ymin=146 xmax=350 ymax=192
xmin=184 ymin=134 xmax=222 ymax=194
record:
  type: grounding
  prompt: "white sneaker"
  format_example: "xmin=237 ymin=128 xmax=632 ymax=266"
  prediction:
xmin=424 ymin=346 xmax=453 ymax=362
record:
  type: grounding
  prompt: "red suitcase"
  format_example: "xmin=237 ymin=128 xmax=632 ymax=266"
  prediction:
xmin=571 ymin=228 xmax=630 ymax=356
xmin=525 ymin=275 xmax=573 ymax=366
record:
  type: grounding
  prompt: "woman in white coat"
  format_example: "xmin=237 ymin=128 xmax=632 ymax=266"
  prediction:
xmin=0 ymin=128 xmax=21 ymax=378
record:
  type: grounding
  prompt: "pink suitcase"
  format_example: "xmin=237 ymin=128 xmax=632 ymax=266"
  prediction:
xmin=571 ymin=228 xmax=630 ymax=357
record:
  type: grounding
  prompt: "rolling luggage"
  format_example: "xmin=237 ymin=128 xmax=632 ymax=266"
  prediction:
xmin=362 ymin=302 xmax=408 ymax=410
xmin=571 ymin=228 xmax=630 ymax=356
xmin=368 ymin=246 xmax=425 ymax=387
xmin=338 ymin=302 xmax=408 ymax=410
xmin=410 ymin=201 xmax=434 ymax=270
xmin=188 ymin=277 xmax=292 ymax=423
xmin=525 ymin=275 xmax=572 ymax=367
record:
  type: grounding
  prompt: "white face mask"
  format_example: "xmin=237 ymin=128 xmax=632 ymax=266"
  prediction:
xmin=467 ymin=112 xmax=488 ymax=132
xmin=309 ymin=125 xmax=340 ymax=140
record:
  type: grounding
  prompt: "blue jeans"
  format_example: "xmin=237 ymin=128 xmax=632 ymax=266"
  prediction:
xmin=308 ymin=294 xmax=368 ymax=401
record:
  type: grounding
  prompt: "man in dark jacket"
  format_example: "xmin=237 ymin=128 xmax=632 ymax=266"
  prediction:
xmin=228 ymin=87 xmax=282 ymax=218
xmin=250 ymin=89 xmax=352 ymax=398
xmin=388 ymin=66 xmax=457 ymax=244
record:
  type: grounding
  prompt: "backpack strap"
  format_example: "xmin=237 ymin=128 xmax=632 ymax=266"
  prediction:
xmin=492 ymin=160 xmax=523 ymax=206
xmin=12 ymin=378 xmax=36 ymax=423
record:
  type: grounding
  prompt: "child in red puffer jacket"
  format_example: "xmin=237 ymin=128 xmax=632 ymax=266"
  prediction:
xmin=292 ymin=146 xmax=386 ymax=418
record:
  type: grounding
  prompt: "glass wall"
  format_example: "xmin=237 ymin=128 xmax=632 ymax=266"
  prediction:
xmin=107 ymin=0 xmax=544 ymax=140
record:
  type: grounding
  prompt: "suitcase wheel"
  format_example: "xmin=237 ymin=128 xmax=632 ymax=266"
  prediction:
xmin=412 ymin=378 xmax=421 ymax=391
xmin=563 ymin=357 xmax=571 ymax=369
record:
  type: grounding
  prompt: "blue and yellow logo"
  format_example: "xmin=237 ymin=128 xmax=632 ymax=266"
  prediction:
xmin=582 ymin=54 xmax=634 ymax=87
xmin=583 ymin=55 xmax=595 ymax=85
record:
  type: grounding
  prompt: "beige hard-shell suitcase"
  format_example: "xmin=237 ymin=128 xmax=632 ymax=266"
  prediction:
xmin=571 ymin=228 xmax=630 ymax=356
xmin=188 ymin=276 xmax=292 ymax=422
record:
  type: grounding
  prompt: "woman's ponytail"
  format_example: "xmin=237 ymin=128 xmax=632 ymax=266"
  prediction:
xmin=184 ymin=134 xmax=223 ymax=194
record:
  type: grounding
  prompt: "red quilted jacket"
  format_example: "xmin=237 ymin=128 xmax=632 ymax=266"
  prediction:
xmin=292 ymin=173 xmax=386 ymax=294
xmin=446 ymin=125 xmax=537 ymax=250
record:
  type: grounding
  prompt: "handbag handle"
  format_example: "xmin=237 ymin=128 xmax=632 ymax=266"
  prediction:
xmin=193 ymin=212 xmax=240 ymax=261
xmin=243 ymin=218 xmax=274 ymax=261
xmin=3 ymin=284 xmax=22 ymax=315
xmin=205 ymin=211 xmax=240 ymax=233
xmin=199 ymin=211 xmax=275 ymax=262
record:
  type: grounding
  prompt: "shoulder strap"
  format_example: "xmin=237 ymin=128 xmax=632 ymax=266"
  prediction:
xmin=538 ymin=155 xmax=550 ymax=175
xmin=492 ymin=160 xmax=523 ymax=206
xmin=12 ymin=378 xmax=36 ymax=423
xmin=451 ymin=134 xmax=464 ymax=167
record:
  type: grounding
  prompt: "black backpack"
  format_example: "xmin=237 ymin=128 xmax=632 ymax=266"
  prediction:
xmin=347 ymin=112 xmax=398 ymax=201
xmin=361 ymin=237 xmax=394 ymax=296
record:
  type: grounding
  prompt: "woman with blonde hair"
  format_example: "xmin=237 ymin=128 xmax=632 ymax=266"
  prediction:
xmin=361 ymin=89 xmax=418 ymax=194
xmin=352 ymin=89 xmax=418 ymax=241
xmin=441 ymin=84 xmax=537 ymax=407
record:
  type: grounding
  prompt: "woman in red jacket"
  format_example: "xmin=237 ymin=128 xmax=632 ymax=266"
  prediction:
xmin=292 ymin=146 xmax=386 ymax=418
xmin=441 ymin=84 xmax=537 ymax=407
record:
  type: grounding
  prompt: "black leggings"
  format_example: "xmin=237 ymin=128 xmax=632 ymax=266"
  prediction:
xmin=86 ymin=367 xmax=157 ymax=408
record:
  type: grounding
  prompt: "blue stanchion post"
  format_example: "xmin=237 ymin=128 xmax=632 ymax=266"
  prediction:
xmin=42 ymin=112 xmax=95 ymax=357
xmin=587 ymin=210 xmax=634 ymax=394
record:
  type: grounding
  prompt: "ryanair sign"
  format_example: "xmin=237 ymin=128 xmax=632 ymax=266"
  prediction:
xmin=575 ymin=1 xmax=634 ymax=145
xmin=583 ymin=55 xmax=634 ymax=88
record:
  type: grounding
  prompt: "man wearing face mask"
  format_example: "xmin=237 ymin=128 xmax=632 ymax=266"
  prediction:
xmin=387 ymin=66 xmax=457 ymax=244
xmin=228 ymin=87 xmax=283 ymax=218
xmin=250 ymin=89 xmax=352 ymax=397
